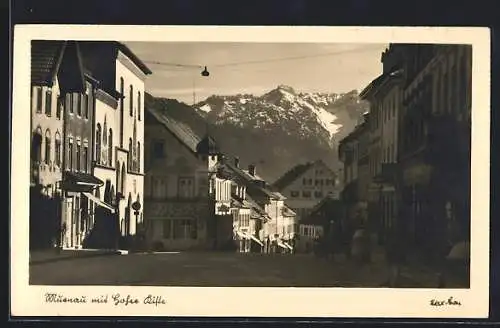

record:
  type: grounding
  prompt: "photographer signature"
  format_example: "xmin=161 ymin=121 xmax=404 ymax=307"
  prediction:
xmin=430 ymin=296 xmax=462 ymax=307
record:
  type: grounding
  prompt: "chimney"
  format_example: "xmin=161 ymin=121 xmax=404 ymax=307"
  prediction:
xmin=248 ymin=164 xmax=256 ymax=176
xmin=234 ymin=156 xmax=240 ymax=168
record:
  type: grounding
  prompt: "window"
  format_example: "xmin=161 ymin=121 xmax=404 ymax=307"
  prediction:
xmin=36 ymin=87 xmax=43 ymax=113
xmin=290 ymin=191 xmax=299 ymax=198
xmin=302 ymin=191 xmax=311 ymax=198
xmin=83 ymin=94 xmax=89 ymax=119
xmin=56 ymin=96 xmax=63 ymax=119
xmin=95 ymin=124 xmax=101 ymax=164
xmin=314 ymin=191 xmax=323 ymax=198
xmin=137 ymin=142 xmax=141 ymax=172
xmin=173 ymin=219 xmax=197 ymax=239
xmin=68 ymin=141 xmax=73 ymax=170
xmin=44 ymin=130 xmax=51 ymax=164
xmin=315 ymin=179 xmax=320 ymax=186
xmin=152 ymin=177 xmax=168 ymax=199
xmin=128 ymin=138 xmax=133 ymax=170
xmin=116 ymin=164 xmax=121 ymax=194
xmin=55 ymin=132 xmax=61 ymax=166
xmin=163 ymin=220 xmax=172 ymax=238
xmin=129 ymin=85 xmax=134 ymax=116
xmin=76 ymin=143 xmax=81 ymax=171
xmin=108 ymin=129 xmax=113 ymax=164
xmin=82 ymin=145 xmax=88 ymax=173
xmin=137 ymin=91 xmax=141 ymax=121
xmin=302 ymin=178 xmax=306 ymax=185
xmin=69 ymin=94 xmax=74 ymax=114
xmin=152 ymin=140 xmax=164 ymax=159
xmin=178 ymin=177 xmax=195 ymax=198
xmin=45 ymin=90 xmax=52 ymax=116
xmin=76 ymin=94 xmax=82 ymax=116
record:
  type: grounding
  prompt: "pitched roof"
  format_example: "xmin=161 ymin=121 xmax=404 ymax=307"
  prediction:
xmin=359 ymin=68 xmax=403 ymax=100
xmin=225 ymin=159 xmax=283 ymax=201
xmin=272 ymin=161 xmax=318 ymax=191
xmin=31 ymin=40 xmax=67 ymax=85
xmin=146 ymin=105 xmax=202 ymax=154
xmin=78 ymin=41 xmax=152 ymax=75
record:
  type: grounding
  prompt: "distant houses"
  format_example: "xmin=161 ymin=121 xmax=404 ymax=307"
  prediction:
xmin=143 ymin=103 xmax=298 ymax=253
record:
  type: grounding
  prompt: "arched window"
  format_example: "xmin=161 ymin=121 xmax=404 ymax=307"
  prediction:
xmin=96 ymin=123 xmax=101 ymax=164
xmin=55 ymin=132 xmax=61 ymax=167
xmin=121 ymin=163 xmax=126 ymax=194
xmin=116 ymin=161 xmax=121 ymax=195
xmin=108 ymin=129 xmax=113 ymax=165
xmin=44 ymin=129 xmax=51 ymax=164
xmin=137 ymin=91 xmax=141 ymax=121
xmin=129 ymin=85 xmax=134 ymax=116
xmin=103 ymin=117 xmax=107 ymax=146
xmin=32 ymin=127 xmax=43 ymax=162
xmin=137 ymin=142 xmax=141 ymax=173
xmin=128 ymin=138 xmax=133 ymax=170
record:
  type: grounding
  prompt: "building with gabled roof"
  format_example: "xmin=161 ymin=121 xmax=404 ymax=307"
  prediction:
xmin=272 ymin=159 xmax=341 ymax=224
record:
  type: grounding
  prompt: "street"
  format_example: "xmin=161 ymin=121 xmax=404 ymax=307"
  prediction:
xmin=29 ymin=251 xmax=444 ymax=287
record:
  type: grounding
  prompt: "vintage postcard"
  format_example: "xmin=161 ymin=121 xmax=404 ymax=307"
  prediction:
xmin=11 ymin=25 xmax=490 ymax=318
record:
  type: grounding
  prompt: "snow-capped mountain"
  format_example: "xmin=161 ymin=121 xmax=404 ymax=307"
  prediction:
xmin=194 ymin=85 xmax=366 ymax=148
xmin=144 ymin=86 xmax=368 ymax=181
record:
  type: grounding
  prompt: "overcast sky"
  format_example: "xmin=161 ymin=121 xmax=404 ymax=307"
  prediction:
xmin=125 ymin=42 xmax=388 ymax=104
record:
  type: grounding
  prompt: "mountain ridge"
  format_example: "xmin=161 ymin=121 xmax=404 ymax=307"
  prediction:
xmin=145 ymin=85 xmax=368 ymax=181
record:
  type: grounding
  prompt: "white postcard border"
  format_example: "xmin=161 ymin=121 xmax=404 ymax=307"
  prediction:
xmin=11 ymin=25 xmax=491 ymax=318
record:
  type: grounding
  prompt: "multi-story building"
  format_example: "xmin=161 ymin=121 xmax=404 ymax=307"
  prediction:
xmin=30 ymin=40 xmax=66 ymax=250
xmin=58 ymin=41 xmax=106 ymax=250
xmin=359 ymin=44 xmax=405 ymax=244
xmin=272 ymin=160 xmax=340 ymax=222
xmin=79 ymin=41 xmax=152 ymax=247
xmin=144 ymin=106 xmax=215 ymax=251
xmin=397 ymin=44 xmax=472 ymax=261
xmin=338 ymin=113 xmax=370 ymax=232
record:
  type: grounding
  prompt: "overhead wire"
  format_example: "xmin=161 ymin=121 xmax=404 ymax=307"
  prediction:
xmin=142 ymin=44 xmax=385 ymax=71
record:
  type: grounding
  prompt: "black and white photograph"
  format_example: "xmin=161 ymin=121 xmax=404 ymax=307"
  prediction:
xmin=11 ymin=25 xmax=490 ymax=318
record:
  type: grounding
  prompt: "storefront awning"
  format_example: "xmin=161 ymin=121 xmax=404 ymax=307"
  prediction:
xmin=82 ymin=192 xmax=116 ymax=213
xmin=246 ymin=233 xmax=263 ymax=246
xmin=283 ymin=241 xmax=293 ymax=250
xmin=63 ymin=171 xmax=104 ymax=191
xmin=277 ymin=241 xmax=289 ymax=249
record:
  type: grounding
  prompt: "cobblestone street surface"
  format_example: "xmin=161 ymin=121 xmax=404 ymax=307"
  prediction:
xmin=29 ymin=251 xmax=450 ymax=287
